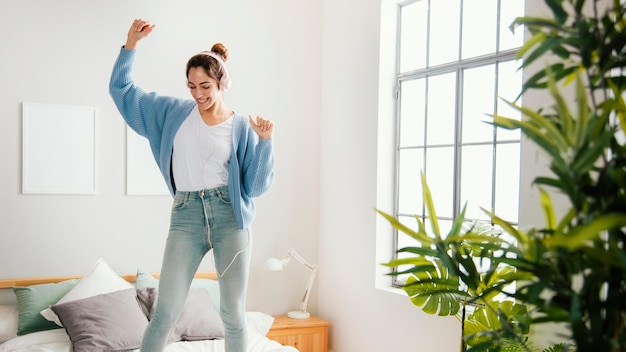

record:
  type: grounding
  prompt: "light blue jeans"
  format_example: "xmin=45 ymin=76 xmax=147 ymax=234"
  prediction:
xmin=141 ymin=186 xmax=251 ymax=352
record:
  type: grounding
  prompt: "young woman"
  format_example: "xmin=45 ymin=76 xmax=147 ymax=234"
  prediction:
xmin=109 ymin=19 xmax=275 ymax=352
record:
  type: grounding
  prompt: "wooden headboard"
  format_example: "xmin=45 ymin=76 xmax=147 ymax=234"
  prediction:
xmin=0 ymin=271 xmax=218 ymax=289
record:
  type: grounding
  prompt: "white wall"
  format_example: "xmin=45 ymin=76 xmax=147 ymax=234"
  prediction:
xmin=318 ymin=0 xmax=461 ymax=350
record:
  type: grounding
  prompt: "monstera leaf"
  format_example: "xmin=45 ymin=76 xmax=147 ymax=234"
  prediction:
xmin=464 ymin=300 xmax=530 ymax=348
xmin=400 ymin=258 xmax=463 ymax=316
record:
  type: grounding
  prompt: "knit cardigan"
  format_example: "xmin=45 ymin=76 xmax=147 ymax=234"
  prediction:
xmin=109 ymin=47 xmax=275 ymax=229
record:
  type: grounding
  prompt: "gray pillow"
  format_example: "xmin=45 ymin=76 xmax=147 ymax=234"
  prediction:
xmin=51 ymin=288 xmax=148 ymax=352
xmin=135 ymin=269 xmax=221 ymax=313
xmin=136 ymin=287 xmax=225 ymax=341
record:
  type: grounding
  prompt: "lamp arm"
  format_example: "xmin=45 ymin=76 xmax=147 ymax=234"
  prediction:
xmin=288 ymin=248 xmax=317 ymax=272
xmin=285 ymin=248 xmax=319 ymax=312
xmin=299 ymin=264 xmax=319 ymax=312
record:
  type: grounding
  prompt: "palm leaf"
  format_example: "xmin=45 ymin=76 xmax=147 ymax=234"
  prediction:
xmin=539 ymin=189 xmax=557 ymax=231
xmin=484 ymin=210 xmax=529 ymax=245
xmin=545 ymin=214 xmax=626 ymax=249
xmin=546 ymin=65 xmax=575 ymax=146
xmin=421 ymin=172 xmax=441 ymax=239
xmin=573 ymin=71 xmax=589 ymax=149
xmin=375 ymin=209 xmax=434 ymax=246
xmin=570 ymin=127 xmax=614 ymax=174
xmin=606 ymin=80 xmax=626 ymax=134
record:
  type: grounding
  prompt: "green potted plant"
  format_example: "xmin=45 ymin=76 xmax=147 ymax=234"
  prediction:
xmin=379 ymin=0 xmax=626 ymax=350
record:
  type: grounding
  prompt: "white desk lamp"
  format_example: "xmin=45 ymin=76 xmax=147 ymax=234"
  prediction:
xmin=266 ymin=248 xmax=319 ymax=319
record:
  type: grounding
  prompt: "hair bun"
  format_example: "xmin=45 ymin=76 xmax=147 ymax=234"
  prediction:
xmin=210 ymin=43 xmax=229 ymax=62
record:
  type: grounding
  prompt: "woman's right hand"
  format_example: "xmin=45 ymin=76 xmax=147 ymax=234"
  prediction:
xmin=125 ymin=19 xmax=155 ymax=50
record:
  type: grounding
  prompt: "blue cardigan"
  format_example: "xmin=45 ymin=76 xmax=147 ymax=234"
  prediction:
xmin=109 ymin=47 xmax=275 ymax=229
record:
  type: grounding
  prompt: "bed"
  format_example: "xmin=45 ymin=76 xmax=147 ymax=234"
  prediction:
xmin=0 ymin=258 xmax=298 ymax=352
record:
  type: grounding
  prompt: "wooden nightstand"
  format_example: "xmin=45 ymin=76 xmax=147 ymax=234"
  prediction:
xmin=266 ymin=315 xmax=330 ymax=352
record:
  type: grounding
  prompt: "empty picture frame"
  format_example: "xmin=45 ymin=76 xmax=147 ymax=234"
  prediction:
xmin=22 ymin=103 xmax=97 ymax=194
xmin=126 ymin=126 xmax=170 ymax=195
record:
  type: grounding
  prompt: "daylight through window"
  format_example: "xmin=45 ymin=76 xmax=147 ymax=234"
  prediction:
xmin=392 ymin=0 xmax=525 ymax=285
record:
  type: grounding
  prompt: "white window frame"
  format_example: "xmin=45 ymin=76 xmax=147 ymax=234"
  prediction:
xmin=375 ymin=0 xmax=524 ymax=289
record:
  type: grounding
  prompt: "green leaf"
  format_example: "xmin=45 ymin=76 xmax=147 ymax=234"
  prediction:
xmin=492 ymin=102 xmax=568 ymax=159
xmin=580 ymin=246 xmax=625 ymax=269
xmin=512 ymin=16 xmax=564 ymax=30
xmin=533 ymin=176 xmax=566 ymax=191
xmin=571 ymin=128 xmax=614 ymax=174
xmin=545 ymin=0 xmax=569 ymax=24
xmin=573 ymin=72 xmax=589 ymax=149
xmin=492 ymin=114 xmax=564 ymax=164
xmin=545 ymin=214 xmax=626 ymax=249
xmin=546 ymin=65 xmax=575 ymax=146
xmin=607 ymin=80 xmax=626 ymax=134
xmin=523 ymin=36 xmax=567 ymax=71
xmin=446 ymin=202 xmax=468 ymax=240
xmin=464 ymin=301 xmax=530 ymax=347
xmin=484 ymin=210 xmax=529 ymax=245
xmin=402 ymin=268 xmax=462 ymax=316
xmin=421 ymin=172 xmax=441 ymax=239
xmin=556 ymin=208 xmax=576 ymax=234
xmin=516 ymin=31 xmax=548 ymax=60
xmin=375 ymin=209 xmax=434 ymax=246
xmin=397 ymin=246 xmax=439 ymax=258
xmin=505 ymin=98 xmax=569 ymax=153
xmin=539 ymin=189 xmax=557 ymax=231
xmin=382 ymin=256 xmax=437 ymax=270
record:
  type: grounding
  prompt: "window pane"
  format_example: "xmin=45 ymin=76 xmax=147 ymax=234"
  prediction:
xmin=398 ymin=148 xmax=425 ymax=215
xmin=430 ymin=0 xmax=460 ymax=66
xmin=462 ymin=0 xmax=497 ymax=59
xmin=496 ymin=60 xmax=522 ymax=141
xmin=500 ymin=0 xmax=526 ymax=51
xmin=462 ymin=65 xmax=496 ymax=144
xmin=495 ymin=143 xmax=520 ymax=222
xmin=460 ymin=144 xmax=494 ymax=220
xmin=390 ymin=0 xmax=524 ymax=285
xmin=425 ymin=147 xmax=454 ymax=218
xmin=400 ymin=1 xmax=428 ymax=72
xmin=400 ymin=79 xmax=426 ymax=147
xmin=426 ymin=73 xmax=457 ymax=145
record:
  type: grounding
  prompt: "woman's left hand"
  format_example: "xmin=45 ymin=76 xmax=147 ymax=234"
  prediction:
xmin=249 ymin=115 xmax=274 ymax=140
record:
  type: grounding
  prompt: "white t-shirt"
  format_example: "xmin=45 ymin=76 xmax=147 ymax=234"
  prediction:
xmin=172 ymin=107 xmax=233 ymax=191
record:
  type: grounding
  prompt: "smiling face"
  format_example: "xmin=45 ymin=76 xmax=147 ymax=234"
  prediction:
xmin=187 ymin=66 xmax=222 ymax=111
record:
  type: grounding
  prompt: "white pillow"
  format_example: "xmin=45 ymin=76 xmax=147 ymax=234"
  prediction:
xmin=0 ymin=305 xmax=18 ymax=343
xmin=40 ymin=258 xmax=133 ymax=326
xmin=246 ymin=312 xmax=275 ymax=336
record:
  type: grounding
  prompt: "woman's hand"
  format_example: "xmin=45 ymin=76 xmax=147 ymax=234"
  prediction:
xmin=125 ymin=19 xmax=155 ymax=50
xmin=249 ymin=115 xmax=274 ymax=140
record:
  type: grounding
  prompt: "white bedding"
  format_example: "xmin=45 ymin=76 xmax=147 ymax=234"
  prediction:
xmin=1 ymin=261 xmax=295 ymax=352
xmin=0 ymin=312 xmax=298 ymax=352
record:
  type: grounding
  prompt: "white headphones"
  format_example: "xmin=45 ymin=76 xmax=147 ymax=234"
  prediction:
xmin=199 ymin=51 xmax=232 ymax=92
